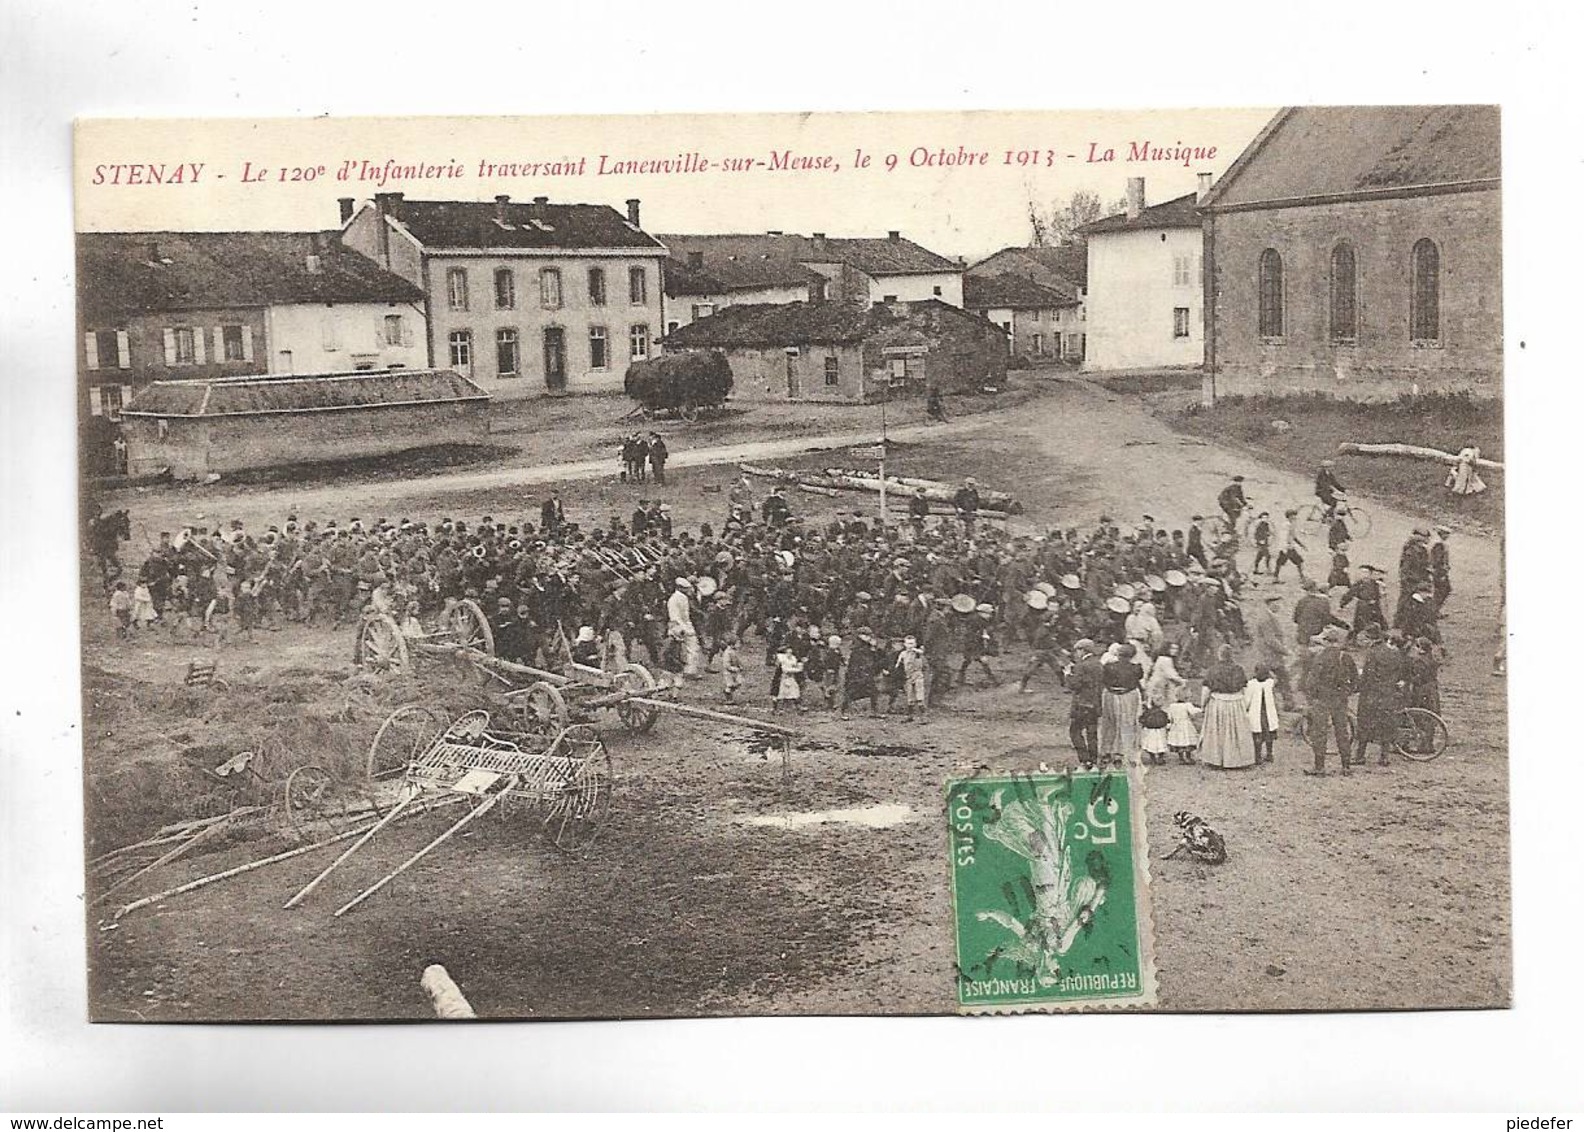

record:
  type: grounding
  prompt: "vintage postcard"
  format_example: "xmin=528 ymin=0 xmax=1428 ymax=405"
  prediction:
xmin=74 ymin=106 xmax=1507 ymax=1021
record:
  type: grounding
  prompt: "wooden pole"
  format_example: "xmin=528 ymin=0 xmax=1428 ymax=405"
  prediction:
xmin=619 ymin=695 xmax=800 ymax=736
xmin=282 ymin=786 xmax=417 ymax=909
xmin=115 ymin=821 xmax=380 ymax=920
xmin=333 ymin=785 xmax=514 ymax=918
xmin=89 ymin=808 xmax=265 ymax=868
xmin=93 ymin=817 xmax=232 ymax=906
xmin=1337 ymin=441 xmax=1504 ymax=471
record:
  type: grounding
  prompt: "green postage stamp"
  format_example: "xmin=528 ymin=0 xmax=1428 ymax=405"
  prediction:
xmin=948 ymin=769 xmax=1156 ymax=1011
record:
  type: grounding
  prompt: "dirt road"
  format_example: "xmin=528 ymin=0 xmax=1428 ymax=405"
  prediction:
xmin=86 ymin=377 xmax=1509 ymax=1018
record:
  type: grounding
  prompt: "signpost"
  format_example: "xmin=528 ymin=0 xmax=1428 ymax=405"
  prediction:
xmin=850 ymin=443 xmax=889 ymax=524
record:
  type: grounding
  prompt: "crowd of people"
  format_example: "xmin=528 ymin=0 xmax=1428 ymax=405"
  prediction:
xmin=92 ymin=463 xmax=1454 ymax=775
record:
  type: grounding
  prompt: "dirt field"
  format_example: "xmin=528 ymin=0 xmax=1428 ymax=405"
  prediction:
xmin=84 ymin=376 xmax=1510 ymax=1019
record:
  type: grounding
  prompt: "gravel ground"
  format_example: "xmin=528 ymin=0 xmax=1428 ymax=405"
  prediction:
xmin=84 ymin=376 xmax=1509 ymax=1019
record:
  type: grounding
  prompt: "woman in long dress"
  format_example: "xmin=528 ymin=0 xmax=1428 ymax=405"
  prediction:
xmin=1099 ymin=642 xmax=1145 ymax=767
xmin=1198 ymin=647 xmax=1256 ymax=769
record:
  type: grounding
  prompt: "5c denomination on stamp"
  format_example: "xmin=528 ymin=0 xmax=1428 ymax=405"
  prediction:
xmin=948 ymin=769 xmax=1156 ymax=1011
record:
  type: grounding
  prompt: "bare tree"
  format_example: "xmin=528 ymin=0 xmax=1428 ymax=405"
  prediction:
xmin=1027 ymin=189 xmax=1129 ymax=246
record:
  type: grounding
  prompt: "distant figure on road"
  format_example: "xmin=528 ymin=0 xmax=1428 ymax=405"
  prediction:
xmin=540 ymin=490 xmax=565 ymax=536
xmin=926 ymin=387 xmax=949 ymax=422
xmin=761 ymin=485 xmax=791 ymax=527
xmin=954 ymin=477 xmax=981 ymax=536
xmin=648 ymin=432 xmax=669 ymax=486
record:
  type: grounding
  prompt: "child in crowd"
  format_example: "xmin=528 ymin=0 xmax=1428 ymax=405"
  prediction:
xmin=109 ymin=582 xmax=134 ymax=638
xmin=132 ymin=577 xmax=156 ymax=631
xmin=1140 ymin=700 xmax=1171 ymax=765
xmin=772 ymin=644 xmax=804 ymax=712
xmin=896 ymin=635 xmax=929 ymax=723
xmin=1166 ymin=687 xmax=1203 ymax=764
xmin=1245 ymin=662 xmax=1281 ymax=764
xmin=1250 ymin=512 xmax=1273 ymax=575
xmin=719 ymin=634 xmax=743 ymax=704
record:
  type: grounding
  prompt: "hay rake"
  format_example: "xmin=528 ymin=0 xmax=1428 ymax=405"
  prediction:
xmin=285 ymin=710 xmax=612 ymax=917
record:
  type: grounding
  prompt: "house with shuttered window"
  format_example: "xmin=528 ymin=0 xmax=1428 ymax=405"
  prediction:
xmin=338 ymin=193 xmax=667 ymax=400
xmin=76 ymin=230 xmax=426 ymax=473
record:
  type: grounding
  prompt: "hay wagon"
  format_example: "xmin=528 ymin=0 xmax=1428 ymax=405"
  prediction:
xmin=624 ymin=350 xmax=733 ymax=423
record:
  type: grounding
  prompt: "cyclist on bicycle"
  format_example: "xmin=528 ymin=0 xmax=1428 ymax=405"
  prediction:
xmin=1217 ymin=475 xmax=1249 ymax=530
xmin=1315 ymin=459 xmax=1346 ymax=520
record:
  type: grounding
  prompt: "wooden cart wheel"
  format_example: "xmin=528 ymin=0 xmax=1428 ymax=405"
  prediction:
xmin=357 ymin=613 xmax=411 ymax=675
xmin=549 ymin=725 xmax=613 ymax=854
xmin=367 ymin=704 xmax=449 ymax=783
xmin=283 ymin=764 xmax=335 ymax=836
xmin=613 ymin=662 xmax=661 ymax=734
xmin=679 ymin=402 xmax=701 ymax=423
xmin=520 ymin=681 xmax=570 ymax=733
xmin=445 ymin=598 xmax=496 ymax=657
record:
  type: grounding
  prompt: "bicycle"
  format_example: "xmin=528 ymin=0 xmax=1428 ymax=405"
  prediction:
xmin=1290 ymin=703 xmax=1450 ymax=761
xmin=1299 ymin=498 xmax=1372 ymax=540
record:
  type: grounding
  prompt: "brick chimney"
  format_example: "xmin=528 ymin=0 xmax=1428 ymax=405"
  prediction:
xmin=626 ymin=198 xmax=641 ymax=227
xmin=494 ymin=194 xmax=511 ymax=224
xmin=812 ymin=232 xmax=825 ymax=240
xmin=887 ymin=230 xmax=901 ymax=242
xmin=533 ymin=195 xmax=549 ymax=206
xmin=1125 ymin=178 xmax=1145 ymax=221
xmin=338 ymin=197 xmax=356 ymax=225
xmin=1196 ymin=172 xmax=1214 ymax=202
xmin=306 ymin=232 xmax=324 ymax=274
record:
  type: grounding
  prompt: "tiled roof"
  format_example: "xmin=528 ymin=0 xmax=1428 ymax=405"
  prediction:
xmin=660 ymin=237 xmax=826 ymax=295
xmin=962 ymin=273 xmax=1078 ymax=311
xmin=657 ymin=231 xmax=960 ymax=282
xmin=662 ymin=301 xmax=875 ymax=347
xmin=970 ymin=244 xmax=1088 ymax=291
xmin=122 ymin=369 xmax=488 ymax=417
xmin=1202 ymin=106 xmax=1501 ymax=209
xmin=77 ymin=231 xmax=425 ymax=322
xmin=386 ymin=198 xmax=665 ymax=251
xmin=814 ymin=235 xmax=959 ymax=276
xmin=661 ymin=298 xmax=994 ymax=349
xmin=1078 ymin=192 xmax=1202 ymax=235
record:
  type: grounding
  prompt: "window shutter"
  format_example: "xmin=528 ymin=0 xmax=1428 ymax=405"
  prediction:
xmin=162 ymin=328 xmax=177 ymax=365
xmin=121 ymin=384 xmax=133 ymax=405
xmin=89 ymin=386 xmax=103 ymax=416
xmin=402 ymin=321 xmax=413 ymax=347
xmin=116 ymin=330 xmax=131 ymax=368
xmin=242 ymin=326 xmax=255 ymax=362
xmin=213 ymin=327 xmax=224 ymax=362
xmin=193 ymin=327 xmax=207 ymax=364
xmin=84 ymin=332 xmax=100 ymax=370
xmin=376 ymin=319 xmax=385 ymax=349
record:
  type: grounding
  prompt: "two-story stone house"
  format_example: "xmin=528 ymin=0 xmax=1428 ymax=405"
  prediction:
xmin=339 ymin=193 xmax=668 ymax=400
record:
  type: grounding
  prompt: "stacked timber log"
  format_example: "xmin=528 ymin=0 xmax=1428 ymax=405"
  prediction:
xmin=738 ymin=464 xmax=1020 ymax=516
xmin=1337 ymin=442 xmax=1504 ymax=471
